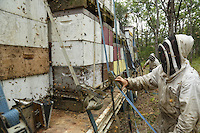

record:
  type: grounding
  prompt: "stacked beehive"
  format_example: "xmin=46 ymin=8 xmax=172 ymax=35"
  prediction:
xmin=0 ymin=0 xmax=49 ymax=108
xmin=48 ymin=0 xmax=116 ymax=111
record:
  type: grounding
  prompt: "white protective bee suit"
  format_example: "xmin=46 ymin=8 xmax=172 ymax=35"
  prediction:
xmin=126 ymin=34 xmax=200 ymax=132
xmin=143 ymin=53 xmax=160 ymax=72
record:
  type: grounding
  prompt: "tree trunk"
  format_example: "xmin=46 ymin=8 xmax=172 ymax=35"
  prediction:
xmin=145 ymin=31 xmax=148 ymax=47
xmin=167 ymin=0 xmax=175 ymax=36
xmin=188 ymin=1 xmax=193 ymax=63
xmin=155 ymin=0 xmax=159 ymax=57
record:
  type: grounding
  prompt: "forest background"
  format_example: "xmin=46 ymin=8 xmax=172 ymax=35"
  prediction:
xmin=115 ymin=0 xmax=200 ymax=72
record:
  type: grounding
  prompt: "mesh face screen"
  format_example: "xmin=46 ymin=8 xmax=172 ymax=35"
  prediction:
xmin=168 ymin=35 xmax=181 ymax=69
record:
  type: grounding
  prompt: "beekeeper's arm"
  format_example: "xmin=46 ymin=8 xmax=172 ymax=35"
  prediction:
xmin=172 ymin=78 xmax=200 ymax=132
xmin=143 ymin=59 xmax=150 ymax=69
xmin=115 ymin=66 xmax=159 ymax=91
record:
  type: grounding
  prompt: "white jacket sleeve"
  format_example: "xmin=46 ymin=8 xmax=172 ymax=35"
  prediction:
xmin=143 ymin=59 xmax=150 ymax=68
xmin=126 ymin=66 xmax=159 ymax=91
xmin=173 ymin=78 xmax=200 ymax=132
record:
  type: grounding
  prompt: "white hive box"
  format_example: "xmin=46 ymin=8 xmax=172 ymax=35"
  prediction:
xmin=102 ymin=44 xmax=114 ymax=63
xmin=52 ymin=41 xmax=103 ymax=66
xmin=0 ymin=10 xmax=48 ymax=48
xmin=52 ymin=11 xmax=101 ymax=43
xmin=98 ymin=0 xmax=114 ymax=15
xmin=0 ymin=0 xmax=47 ymax=23
xmin=2 ymin=74 xmax=49 ymax=109
xmin=120 ymin=47 xmax=124 ymax=60
xmin=105 ymin=0 xmax=114 ymax=14
xmin=0 ymin=0 xmax=49 ymax=109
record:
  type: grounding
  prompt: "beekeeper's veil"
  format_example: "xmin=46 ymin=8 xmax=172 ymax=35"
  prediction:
xmin=158 ymin=34 xmax=194 ymax=76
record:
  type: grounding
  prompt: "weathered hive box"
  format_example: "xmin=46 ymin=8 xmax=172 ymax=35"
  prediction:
xmin=48 ymin=0 xmax=113 ymax=15
xmin=125 ymin=29 xmax=135 ymax=62
xmin=50 ymin=8 xmax=115 ymax=111
xmin=112 ymin=18 xmax=127 ymax=74
xmin=0 ymin=0 xmax=47 ymax=23
xmin=52 ymin=8 xmax=101 ymax=43
xmin=48 ymin=0 xmax=96 ymax=12
xmin=99 ymin=0 xmax=114 ymax=15
xmin=0 ymin=0 xmax=49 ymax=108
xmin=52 ymin=41 xmax=108 ymax=66
xmin=53 ymin=64 xmax=102 ymax=98
xmin=113 ymin=20 xmax=123 ymax=38
xmin=51 ymin=9 xmax=114 ymax=66
xmin=48 ymin=0 xmax=114 ymax=28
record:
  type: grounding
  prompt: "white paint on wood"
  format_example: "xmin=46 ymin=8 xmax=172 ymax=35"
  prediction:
xmin=52 ymin=41 xmax=113 ymax=66
xmin=52 ymin=41 xmax=84 ymax=66
xmin=105 ymin=0 xmax=114 ymax=14
xmin=2 ymin=74 xmax=49 ymax=108
xmin=113 ymin=20 xmax=124 ymax=37
xmin=121 ymin=47 xmax=124 ymax=60
xmin=0 ymin=0 xmax=47 ymax=23
xmin=102 ymin=44 xmax=113 ymax=63
xmin=0 ymin=10 xmax=48 ymax=47
xmin=52 ymin=13 xmax=101 ymax=43
xmin=83 ymin=64 xmax=102 ymax=87
xmin=125 ymin=30 xmax=135 ymax=61
xmin=99 ymin=0 xmax=114 ymax=15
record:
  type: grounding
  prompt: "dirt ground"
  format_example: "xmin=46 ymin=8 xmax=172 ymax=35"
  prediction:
xmin=116 ymin=67 xmax=159 ymax=133
xmin=117 ymin=89 xmax=159 ymax=133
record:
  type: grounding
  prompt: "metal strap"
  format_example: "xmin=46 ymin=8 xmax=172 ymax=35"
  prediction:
xmin=110 ymin=71 xmax=157 ymax=133
xmin=96 ymin=0 xmax=110 ymax=72
xmin=113 ymin=0 xmax=120 ymax=75
xmin=110 ymin=85 xmax=115 ymax=116
xmin=86 ymin=110 xmax=98 ymax=133
xmin=122 ymin=40 xmax=139 ymax=132
xmin=17 ymin=107 xmax=33 ymax=133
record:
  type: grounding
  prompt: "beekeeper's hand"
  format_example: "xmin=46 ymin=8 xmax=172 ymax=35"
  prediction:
xmin=115 ymin=76 xmax=129 ymax=89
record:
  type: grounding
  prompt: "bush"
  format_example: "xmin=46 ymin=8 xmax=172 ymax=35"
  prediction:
xmin=191 ymin=56 xmax=200 ymax=74
xmin=138 ymin=46 xmax=155 ymax=62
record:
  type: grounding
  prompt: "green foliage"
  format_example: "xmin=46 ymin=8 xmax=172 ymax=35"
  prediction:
xmin=191 ymin=56 xmax=200 ymax=74
xmin=115 ymin=2 xmax=129 ymax=27
xmin=138 ymin=46 xmax=155 ymax=62
xmin=119 ymin=0 xmax=200 ymax=59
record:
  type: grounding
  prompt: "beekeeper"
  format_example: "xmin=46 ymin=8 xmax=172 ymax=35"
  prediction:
xmin=115 ymin=34 xmax=200 ymax=132
xmin=143 ymin=53 xmax=160 ymax=72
